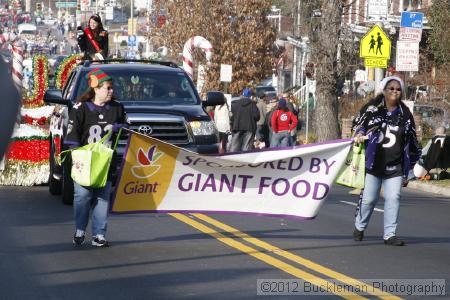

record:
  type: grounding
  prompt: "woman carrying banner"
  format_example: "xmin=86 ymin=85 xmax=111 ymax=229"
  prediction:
xmin=352 ymin=76 xmax=421 ymax=246
xmin=77 ymin=14 xmax=108 ymax=60
xmin=65 ymin=69 xmax=127 ymax=247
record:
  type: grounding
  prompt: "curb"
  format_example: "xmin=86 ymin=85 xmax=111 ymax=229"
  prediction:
xmin=406 ymin=180 xmax=450 ymax=197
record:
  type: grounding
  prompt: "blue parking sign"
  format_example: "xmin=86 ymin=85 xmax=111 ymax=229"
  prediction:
xmin=400 ymin=12 xmax=424 ymax=29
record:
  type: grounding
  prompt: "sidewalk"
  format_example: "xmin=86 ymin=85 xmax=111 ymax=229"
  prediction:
xmin=406 ymin=180 xmax=450 ymax=197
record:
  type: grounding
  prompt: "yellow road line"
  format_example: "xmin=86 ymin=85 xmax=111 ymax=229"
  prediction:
xmin=170 ymin=213 xmax=367 ymax=300
xmin=192 ymin=213 xmax=402 ymax=300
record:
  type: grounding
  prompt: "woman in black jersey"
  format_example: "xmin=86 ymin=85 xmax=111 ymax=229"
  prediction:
xmin=77 ymin=14 xmax=108 ymax=60
xmin=65 ymin=68 xmax=127 ymax=247
xmin=351 ymin=76 xmax=421 ymax=246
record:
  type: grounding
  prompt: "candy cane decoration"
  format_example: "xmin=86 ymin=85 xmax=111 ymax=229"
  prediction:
xmin=0 ymin=33 xmax=23 ymax=92
xmin=182 ymin=36 xmax=213 ymax=80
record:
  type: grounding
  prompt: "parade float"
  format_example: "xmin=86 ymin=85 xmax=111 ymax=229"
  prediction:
xmin=0 ymin=43 xmax=52 ymax=185
xmin=0 ymin=29 xmax=81 ymax=185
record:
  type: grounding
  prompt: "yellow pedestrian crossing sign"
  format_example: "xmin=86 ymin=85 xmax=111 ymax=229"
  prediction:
xmin=360 ymin=25 xmax=391 ymax=59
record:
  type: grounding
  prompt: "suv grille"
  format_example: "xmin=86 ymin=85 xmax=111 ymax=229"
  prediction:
xmin=118 ymin=114 xmax=190 ymax=146
xmin=130 ymin=121 xmax=189 ymax=144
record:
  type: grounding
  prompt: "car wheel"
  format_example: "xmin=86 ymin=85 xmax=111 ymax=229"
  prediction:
xmin=61 ymin=155 xmax=74 ymax=205
xmin=48 ymin=138 xmax=62 ymax=195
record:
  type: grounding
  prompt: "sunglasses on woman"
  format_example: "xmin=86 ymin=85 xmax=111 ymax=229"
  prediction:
xmin=386 ymin=87 xmax=402 ymax=92
xmin=100 ymin=86 xmax=113 ymax=91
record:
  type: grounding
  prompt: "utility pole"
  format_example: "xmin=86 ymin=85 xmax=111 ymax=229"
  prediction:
xmin=130 ymin=0 xmax=134 ymax=35
xmin=374 ymin=22 xmax=385 ymax=94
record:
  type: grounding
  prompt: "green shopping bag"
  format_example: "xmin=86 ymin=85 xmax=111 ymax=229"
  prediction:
xmin=61 ymin=129 xmax=121 ymax=188
xmin=335 ymin=143 xmax=365 ymax=189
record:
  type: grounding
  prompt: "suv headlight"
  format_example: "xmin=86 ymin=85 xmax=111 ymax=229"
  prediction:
xmin=189 ymin=121 xmax=218 ymax=136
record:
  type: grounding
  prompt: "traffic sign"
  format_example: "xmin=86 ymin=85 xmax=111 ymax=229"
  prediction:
xmin=80 ymin=0 xmax=90 ymax=10
xmin=400 ymin=12 xmax=424 ymax=29
xmin=128 ymin=18 xmax=137 ymax=35
xmin=396 ymin=41 xmax=419 ymax=72
xmin=399 ymin=27 xmax=422 ymax=42
xmin=367 ymin=0 xmax=388 ymax=20
xmin=364 ymin=57 xmax=388 ymax=68
xmin=360 ymin=25 xmax=391 ymax=59
xmin=105 ymin=6 xmax=113 ymax=21
xmin=220 ymin=64 xmax=232 ymax=82
xmin=127 ymin=35 xmax=137 ymax=47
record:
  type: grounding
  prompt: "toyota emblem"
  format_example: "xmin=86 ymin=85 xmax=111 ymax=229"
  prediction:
xmin=138 ymin=125 xmax=153 ymax=135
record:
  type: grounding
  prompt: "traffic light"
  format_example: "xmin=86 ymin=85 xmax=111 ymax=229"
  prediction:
xmin=36 ymin=3 xmax=41 ymax=10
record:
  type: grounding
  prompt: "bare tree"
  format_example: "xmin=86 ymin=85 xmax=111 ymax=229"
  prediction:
xmin=162 ymin=0 xmax=276 ymax=95
xmin=306 ymin=0 xmax=345 ymax=141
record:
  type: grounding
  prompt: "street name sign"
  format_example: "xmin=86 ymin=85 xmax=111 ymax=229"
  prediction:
xmin=55 ymin=2 xmax=77 ymax=8
xmin=360 ymin=25 xmax=391 ymax=59
xmin=364 ymin=57 xmax=388 ymax=68
xmin=400 ymin=11 xmax=424 ymax=29
xmin=396 ymin=41 xmax=419 ymax=72
xmin=399 ymin=27 xmax=422 ymax=42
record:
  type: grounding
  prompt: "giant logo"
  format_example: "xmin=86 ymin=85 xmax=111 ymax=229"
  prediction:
xmin=130 ymin=145 xmax=163 ymax=179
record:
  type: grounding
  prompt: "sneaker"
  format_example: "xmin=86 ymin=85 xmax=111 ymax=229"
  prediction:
xmin=353 ymin=228 xmax=364 ymax=241
xmin=73 ymin=229 xmax=85 ymax=245
xmin=384 ymin=236 xmax=405 ymax=246
xmin=92 ymin=235 xmax=109 ymax=247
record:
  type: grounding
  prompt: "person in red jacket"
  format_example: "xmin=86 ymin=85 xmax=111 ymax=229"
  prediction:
xmin=270 ymin=98 xmax=298 ymax=148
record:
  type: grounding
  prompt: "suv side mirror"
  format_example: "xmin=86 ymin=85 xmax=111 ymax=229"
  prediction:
xmin=44 ymin=89 xmax=67 ymax=105
xmin=203 ymin=91 xmax=225 ymax=107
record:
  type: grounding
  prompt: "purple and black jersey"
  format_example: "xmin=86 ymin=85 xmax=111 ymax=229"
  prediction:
xmin=65 ymin=100 xmax=127 ymax=148
xmin=368 ymin=108 xmax=405 ymax=178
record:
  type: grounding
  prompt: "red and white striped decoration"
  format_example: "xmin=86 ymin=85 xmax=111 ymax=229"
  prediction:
xmin=0 ymin=33 xmax=23 ymax=92
xmin=182 ymin=36 xmax=213 ymax=79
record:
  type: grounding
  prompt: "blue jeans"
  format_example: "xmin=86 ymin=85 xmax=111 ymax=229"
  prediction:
xmin=74 ymin=182 xmax=112 ymax=236
xmin=270 ymin=130 xmax=290 ymax=148
xmin=355 ymin=174 xmax=403 ymax=239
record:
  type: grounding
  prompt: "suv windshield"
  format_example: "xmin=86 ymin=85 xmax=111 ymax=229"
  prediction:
xmin=74 ymin=69 xmax=198 ymax=105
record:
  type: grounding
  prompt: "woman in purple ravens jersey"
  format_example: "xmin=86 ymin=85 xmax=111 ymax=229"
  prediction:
xmin=351 ymin=76 xmax=421 ymax=246
xmin=65 ymin=68 xmax=128 ymax=247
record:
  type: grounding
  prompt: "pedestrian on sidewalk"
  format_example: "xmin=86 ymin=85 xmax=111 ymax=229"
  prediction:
xmin=270 ymin=98 xmax=298 ymax=148
xmin=255 ymin=93 xmax=267 ymax=148
xmin=65 ymin=69 xmax=128 ymax=247
xmin=352 ymin=76 xmax=421 ymax=246
xmin=214 ymin=101 xmax=231 ymax=154
xmin=230 ymin=88 xmax=260 ymax=152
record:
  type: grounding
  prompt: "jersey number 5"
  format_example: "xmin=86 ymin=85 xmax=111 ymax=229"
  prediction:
xmin=382 ymin=125 xmax=398 ymax=148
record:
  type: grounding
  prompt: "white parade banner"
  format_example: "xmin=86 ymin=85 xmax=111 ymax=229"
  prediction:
xmin=399 ymin=27 xmax=422 ymax=42
xmin=112 ymin=131 xmax=353 ymax=219
xmin=396 ymin=41 xmax=419 ymax=72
